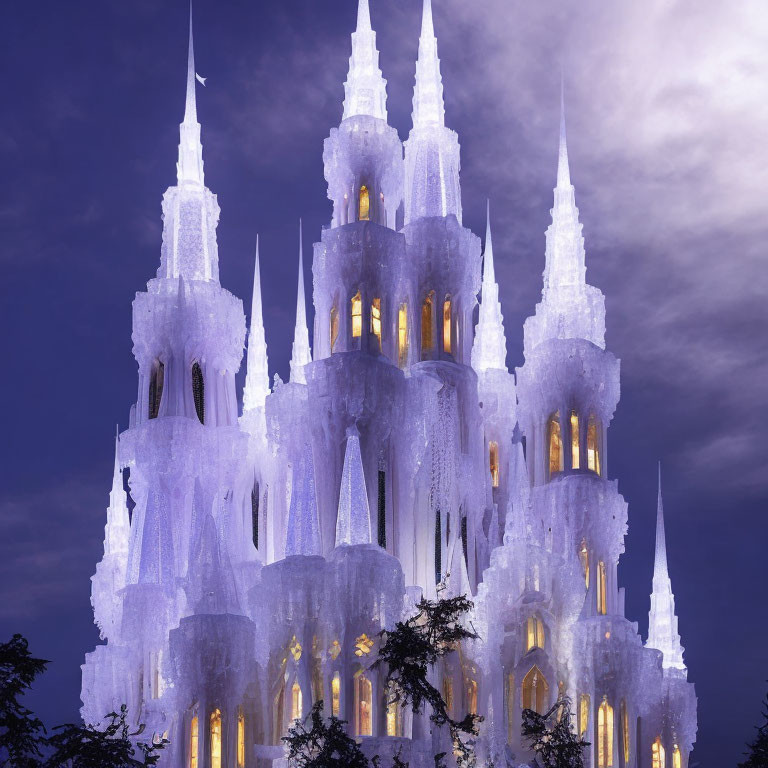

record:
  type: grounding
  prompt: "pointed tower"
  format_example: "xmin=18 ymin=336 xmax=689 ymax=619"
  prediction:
xmin=335 ymin=426 xmax=372 ymax=547
xmin=404 ymin=0 xmax=462 ymax=224
xmin=646 ymin=467 xmax=687 ymax=674
xmin=472 ymin=201 xmax=508 ymax=373
xmin=177 ymin=10 xmax=204 ymax=187
xmin=285 ymin=442 xmax=322 ymax=557
xmin=243 ymin=236 xmax=270 ymax=412
xmin=104 ymin=429 xmax=131 ymax=556
xmin=289 ymin=221 xmax=312 ymax=385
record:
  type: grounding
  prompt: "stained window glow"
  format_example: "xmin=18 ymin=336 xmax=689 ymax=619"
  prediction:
xmin=652 ymin=737 xmax=666 ymax=768
xmin=588 ymin=413 xmax=601 ymax=474
xmin=673 ymin=745 xmax=682 ymax=768
xmin=525 ymin=616 xmax=545 ymax=651
xmin=371 ymin=298 xmax=381 ymax=348
xmin=189 ymin=714 xmax=198 ymax=768
xmin=398 ymin=303 xmax=408 ymax=367
xmin=210 ymin=709 xmax=222 ymax=768
xmin=443 ymin=297 xmax=452 ymax=354
xmin=621 ymin=700 xmax=630 ymax=764
xmin=237 ymin=709 xmax=245 ymax=768
xmin=354 ymin=634 xmax=374 ymax=656
xmin=548 ymin=412 xmax=563 ymax=477
xmin=421 ymin=291 xmax=435 ymax=357
xmin=359 ymin=185 xmax=370 ymax=221
xmin=291 ymin=681 xmax=302 ymax=721
xmin=289 ymin=636 xmax=302 ymax=661
xmin=570 ymin=411 xmax=580 ymax=469
xmin=386 ymin=687 xmax=399 ymax=736
xmin=579 ymin=694 xmax=590 ymax=738
xmin=467 ymin=679 xmax=478 ymax=715
xmin=598 ymin=698 xmax=613 ymax=767
xmin=598 ymin=561 xmax=607 ymax=615
xmin=489 ymin=441 xmax=500 ymax=488
xmin=522 ymin=666 xmax=548 ymax=714
xmin=331 ymin=672 xmax=341 ymax=716
xmin=351 ymin=291 xmax=362 ymax=338
xmin=357 ymin=676 xmax=372 ymax=736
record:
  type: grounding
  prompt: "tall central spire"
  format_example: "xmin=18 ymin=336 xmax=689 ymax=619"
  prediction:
xmin=177 ymin=5 xmax=204 ymax=186
xmin=105 ymin=429 xmax=130 ymax=557
xmin=342 ymin=0 xmax=388 ymax=121
xmin=412 ymin=0 xmax=445 ymax=128
xmin=289 ymin=221 xmax=312 ymax=385
xmin=243 ymin=236 xmax=270 ymax=412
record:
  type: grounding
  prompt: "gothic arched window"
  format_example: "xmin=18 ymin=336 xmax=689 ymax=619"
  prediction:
xmin=189 ymin=714 xmax=199 ymax=768
xmin=489 ymin=441 xmax=500 ymax=488
xmin=210 ymin=709 xmax=222 ymax=768
xmin=522 ymin=665 xmax=548 ymax=714
xmin=467 ymin=679 xmax=478 ymax=716
xmin=570 ymin=410 xmax=580 ymax=469
xmin=421 ymin=291 xmax=435 ymax=358
xmin=357 ymin=675 xmax=372 ymax=736
xmin=330 ymin=305 xmax=339 ymax=352
xmin=598 ymin=561 xmax=607 ymax=615
xmin=371 ymin=298 xmax=382 ymax=348
xmin=588 ymin=413 xmax=601 ymax=475
xmin=672 ymin=745 xmax=682 ymax=768
xmin=580 ymin=539 xmax=590 ymax=589
xmin=525 ymin=616 xmax=545 ymax=651
xmin=359 ymin=185 xmax=370 ymax=221
xmin=291 ymin=681 xmax=302 ymax=722
xmin=579 ymin=693 xmax=590 ymax=738
xmin=386 ymin=684 xmax=400 ymax=736
xmin=351 ymin=291 xmax=362 ymax=338
xmin=598 ymin=698 xmax=614 ymax=768
xmin=191 ymin=362 xmax=204 ymax=424
xmin=548 ymin=412 xmax=563 ymax=477
xmin=148 ymin=360 xmax=164 ymax=419
xmin=621 ymin=699 xmax=630 ymax=765
xmin=506 ymin=673 xmax=515 ymax=743
xmin=398 ymin=303 xmax=408 ymax=367
xmin=237 ymin=709 xmax=246 ymax=768
xmin=331 ymin=672 xmax=341 ymax=717
xmin=652 ymin=737 xmax=666 ymax=768
xmin=443 ymin=296 xmax=452 ymax=354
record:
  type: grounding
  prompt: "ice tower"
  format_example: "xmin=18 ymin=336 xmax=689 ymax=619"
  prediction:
xmin=82 ymin=6 xmax=696 ymax=768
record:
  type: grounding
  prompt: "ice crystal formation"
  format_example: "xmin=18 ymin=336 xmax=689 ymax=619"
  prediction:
xmin=82 ymin=2 xmax=697 ymax=767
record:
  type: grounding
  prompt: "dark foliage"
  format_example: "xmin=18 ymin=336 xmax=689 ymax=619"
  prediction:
xmin=521 ymin=696 xmax=589 ymax=768
xmin=739 ymin=690 xmax=768 ymax=768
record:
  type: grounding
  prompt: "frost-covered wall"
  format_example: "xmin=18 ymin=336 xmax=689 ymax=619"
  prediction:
xmin=81 ymin=2 xmax=696 ymax=767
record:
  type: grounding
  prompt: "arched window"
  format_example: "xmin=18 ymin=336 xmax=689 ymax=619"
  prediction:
xmin=357 ymin=675 xmax=372 ymax=736
xmin=598 ymin=698 xmax=614 ymax=768
xmin=148 ymin=360 xmax=164 ymax=419
xmin=443 ymin=296 xmax=452 ymax=354
xmin=331 ymin=672 xmax=341 ymax=717
xmin=251 ymin=481 xmax=260 ymax=550
xmin=291 ymin=681 xmax=303 ymax=722
xmin=273 ymin=684 xmax=285 ymax=744
xmin=386 ymin=684 xmax=400 ymax=736
xmin=621 ymin=700 xmax=630 ymax=765
xmin=210 ymin=709 xmax=222 ymax=768
xmin=398 ymin=303 xmax=408 ymax=367
xmin=579 ymin=694 xmax=590 ymax=738
xmin=443 ymin=677 xmax=454 ymax=718
xmin=189 ymin=714 xmax=199 ymax=768
xmin=570 ymin=411 xmax=580 ymax=469
xmin=467 ymin=679 xmax=478 ymax=715
xmin=506 ymin=673 xmax=515 ymax=743
xmin=330 ymin=305 xmax=339 ymax=352
xmin=672 ymin=745 xmax=682 ymax=768
xmin=237 ymin=709 xmax=246 ymax=768
xmin=548 ymin=412 xmax=563 ymax=477
xmin=652 ymin=737 xmax=666 ymax=768
xmin=434 ymin=507 xmax=442 ymax=584
xmin=489 ymin=441 xmax=500 ymax=488
xmin=421 ymin=291 xmax=435 ymax=357
xmin=371 ymin=298 xmax=382 ymax=349
xmin=579 ymin=539 xmax=590 ymax=589
xmin=525 ymin=616 xmax=545 ymax=651
xmin=359 ymin=185 xmax=370 ymax=221
xmin=191 ymin=362 xmax=204 ymax=424
xmin=351 ymin=291 xmax=362 ymax=338
xmin=598 ymin=561 xmax=607 ymax=615
xmin=522 ymin=666 xmax=549 ymax=714
xmin=588 ymin=413 xmax=601 ymax=475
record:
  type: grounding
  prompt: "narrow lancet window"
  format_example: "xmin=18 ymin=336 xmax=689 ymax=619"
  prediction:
xmin=467 ymin=680 xmax=478 ymax=715
xmin=652 ymin=737 xmax=666 ymax=768
xmin=598 ymin=698 xmax=614 ymax=768
xmin=148 ymin=360 xmax=164 ymax=419
xmin=548 ymin=412 xmax=563 ymax=477
xmin=570 ymin=410 xmax=580 ymax=469
xmin=351 ymin=291 xmax=362 ymax=338
xmin=251 ymin=481 xmax=259 ymax=550
xmin=421 ymin=291 xmax=435 ymax=358
xmin=291 ymin=681 xmax=302 ymax=722
xmin=672 ymin=746 xmax=682 ymax=768
xmin=525 ymin=616 xmax=545 ymax=651
xmin=580 ymin=539 xmax=589 ymax=589
xmin=434 ymin=508 xmax=442 ymax=584
xmin=189 ymin=714 xmax=199 ymax=768
xmin=210 ymin=709 xmax=222 ymax=768
xmin=192 ymin=362 xmax=204 ymax=424
xmin=588 ymin=413 xmax=601 ymax=475
xmin=357 ymin=676 xmax=372 ymax=736
xmin=506 ymin=674 xmax=515 ymax=743
xmin=621 ymin=700 xmax=630 ymax=765
xmin=359 ymin=185 xmax=370 ymax=221
xmin=579 ymin=694 xmax=590 ymax=738
xmin=237 ymin=709 xmax=246 ymax=768
xmin=522 ymin=666 xmax=548 ymax=714
xmin=598 ymin=561 xmax=607 ymax=615
xmin=331 ymin=672 xmax=341 ymax=716
xmin=377 ymin=469 xmax=386 ymax=549
xmin=398 ymin=303 xmax=408 ymax=367
xmin=330 ymin=305 xmax=339 ymax=352
xmin=489 ymin=441 xmax=500 ymax=488
xmin=371 ymin=298 xmax=382 ymax=349
xmin=386 ymin=685 xmax=399 ymax=736
xmin=443 ymin=297 xmax=452 ymax=354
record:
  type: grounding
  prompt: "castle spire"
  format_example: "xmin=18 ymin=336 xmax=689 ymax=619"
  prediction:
xmin=285 ymin=442 xmax=322 ymax=557
xmin=342 ymin=0 xmax=387 ymax=121
xmin=105 ymin=427 xmax=130 ymax=557
xmin=556 ymin=81 xmax=571 ymax=189
xmin=289 ymin=220 xmax=312 ymax=385
xmin=335 ymin=426 xmax=372 ymax=547
xmin=646 ymin=465 xmax=687 ymax=674
xmin=243 ymin=236 xmax=271 ymax=412
xmin=471 ymin=201 xmax=508 ymax=372
xmin=412 ymin=0 xmax=445 ymax=128
xmin=176 ymin=4 xmax=204 ymax=186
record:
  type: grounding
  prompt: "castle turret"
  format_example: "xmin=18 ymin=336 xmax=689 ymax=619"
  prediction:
xmin=335 ymin=426 xmax=372 ymax=547
xmin=243 ymin=236 xmax=270 ymax=414
xmin=289 ymin=221 xmax=312 ymax=385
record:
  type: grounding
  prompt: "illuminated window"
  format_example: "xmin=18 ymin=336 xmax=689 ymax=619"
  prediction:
xmin=580 ymin=539 xmax=590 ymax=589
xmin=331 ymin=672 xmax=341 ymax=717
xmin=506 ymin=674 xmax=515 ymax=743
xmin=579 ymin=694 xmax=590 ymax=738
xmin=289 ymin=636 xmax=302 ymax=662
xmin=359 ymin=185 xmax=370 ymax=221
xmin=237 ymin=709 xmax=245 ymax=768
xmin=588 ymin=413 xmax=601 ymax=475
xmin=443 ymin=677 xmax=454 ymax=718
xmin=598 ymin=698 xmax=614 ymax=768
xmin=489 ymin=441 xmax=500 ymax=488
xmin=329 ymin=640 xmax=341 ymax=660
xmin=351 ymin=291 xmax=362 ymax=338
xmin=522 ymin=666 xmax=549 ymax=714
xmin=330 ymin=305 xmax=339 ymax=352
xmin=189 ymin=714 xmax=198 ymax=768
xmin=291 ymin=681 xmax=303 ymax=722
xmin=149 ymin=360 xmax=164 ymax=419
xmin=467 ymin=679 xmax=478 ymax=715
xmin=357 ymin=676 xmax=372 ymax=736
xmin=570 ymin=411 xmax=580 ymax=469
xmin=354 ymin=634 xmax=374 ymax=656
xmin=386 ymin=685 xmax=399 ymax=736
xmin=548 ymin=412 xmax=563 ymax=477
xmin=210 ymin=709 xmax=222 ymax=768
xmin=652 ymin=737 xmax=666 ymax=768
xmin=621 ymin=700 xmax=630 ymax=765
xmin=371 ymin=298 xmax=382 ymax=348
xmin=398 ymin=303 xmax=408 ymax=367
xmin=443 ymin=297 xmax=452 ymax=354
xmin=421 ymin=291 xmax=435 ymax=357
xmin=598 ymin=561 xmax=607 ymax=615
xmin=525 ymin=616 xmax=545 ymax=651
xmin=672 ymin=745 xmax=682 ymax=768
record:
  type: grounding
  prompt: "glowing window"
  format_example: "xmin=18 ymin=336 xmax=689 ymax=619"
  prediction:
xmin=371 ymin=298 xmax=382 ymax=348
xmin=210 ymin=709 xmax=222 ymax=768
xmin=579 ymin=694 xmax=590 ymax=738
xmin=386 ymin=685 xmax=399 ymax=736
xmin=652 ymin=737 xmax=666 ymax=768
xmin=621 ymin=700 xmax=630 ymax=765
xmin=398 ymin=303 xmax=408 ymax=367
xmin=354 ymin=634 xmax=374 ymax=656
xmin=291 ymin=681 xmax=302 ymax=722
xmin=443 ymin=297 xmax=452 ymax=354
xmin=443 ymin=677 xmax=454 ymax=718
xmin=237 ymin=709 xmax=245 ymax=768
xmin=588 ymin=413 xmax=601 ymax=475
xmin=467 ymin=679 xmax=478 ymax=715
xmin=548 ymin=412 xmax=563 ymax=477
xmin=359 ymin=185 xmax=370 ymax=221
xmin=331 ymin=672 xmax=341 ymax=717
xmin=506 ymin=673 xmax=515 ymax=743
xmin=357 ymin=676 xmax=372 ymax=736
xmin=289 ymin=636 xmax=302 ymax=662
xmin=189 ymin=714 xmax=198 ymax=768
xmin=489 ymin=441 xmax=500 ymax=488
xmin=351 ymin=291 xmax=362 ymax=338
xmin=522 ymin=666 xmax=549 ymax=715
xmin=525 ymin=616 xmax=545 ymax=651
xmin=672 ymin=745 xmax=682 ymax=768
xmin=598 ymin=561 xmax=607 ymax=615
xmin=580 ymin=539 xmax=590 ymax=589
xmin=329 ymin=640 xmax=341 ymax=660
xmin=598 ymin=698 xmax=614 ymax=767
xmin=149 ymin=360 xmax=164 ymax=419
xmin=421 ymin=291 xmax=435 ymax=357
xmin=330 ymin=305 xmax=339 ymax=352
xmin=570 ymin=411 xmax=580 ymax=469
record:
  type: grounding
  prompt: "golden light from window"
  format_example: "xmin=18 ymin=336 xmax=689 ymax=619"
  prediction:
xmin=330 ymin=305 xmax=339 ymax=352
xmin=580 ymin=539 xmax=590 ymax=589
xmin=570 ymin=410 xmax=580 ymax=469
xmin=672 ymin=745 xmax=682 ymax=768
xmin=359 ymin=185 xmax=370 ymax=221
xmin=598 ymin=561 xmax=607 ymax=615
xmin=489 ymin=441 xmax=500 ymax=488
xmin=237 ymin=709 xmax=245 ymax=768
xmin=525 ymin=616 xmax=545 ymax=651
xmin=506 ymin=673 xmax=515 ymax=743
xmin=443 ymin=297 xmax=452 ymax=354
xmin=652 ymin=737 xmax=666 ymax=768
xmin=357 ymin=676 xmax=372 ymax=736
xmin=351 ymin=291 xmax=362 ymax=338
xmin=398 ymin=303 xmax=408 ymax=368
xmin=289 ymin=636 xmax=302 ymax=662
xmin=291 ymin=681 xmax=303 ymax=722
xmin=329 ymin=640 xmax=341 ymax=660
xmin=386 ymin=685 xmax=399 ymax=736
xmin=467 ymin=679 xmax=478 ymax=715
xmin=189 ymin=714 xmax=198 ymax=768
xmin=605 ymin=631 xmax=611 ymax=639
xmin=579 ymin=693 xmax=590 ymax=738
xmin=443 ymin=677 xmax=454 ymax=717
xmin=598 ymin=697 xmax=613 ymax=768
xmin=371 ymin=298 xmax=382 ymax=348
xmin=354 ymin=633 xmax=374 ymax=656
xmin=548 ymin=412 xmax=563 ymax=477
xmin=210 ymin=709 xmax=222 ymax=768
xmin=621 ymin=700 xmax=630 ymax=765
xmin=588 ymin=413 xmax=601 ymax=475
xmin=522 ymin=665 xmax=549 ymax=714
xmin=421 ymin=291 xmax=435 ymax=356
xmin=331 ymin=672 xmax=341 ymax=716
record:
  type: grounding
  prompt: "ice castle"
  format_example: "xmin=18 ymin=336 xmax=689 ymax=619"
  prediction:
xmin=81 ymin=2 xmax=697 ymax=766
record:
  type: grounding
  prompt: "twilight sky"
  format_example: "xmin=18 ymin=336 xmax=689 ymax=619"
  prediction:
xmin=1 ymin=1 xmax=766 ymax=765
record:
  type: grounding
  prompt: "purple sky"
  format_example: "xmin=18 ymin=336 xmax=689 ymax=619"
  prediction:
xmin=1 ymin=1 xmax=766 ymax=765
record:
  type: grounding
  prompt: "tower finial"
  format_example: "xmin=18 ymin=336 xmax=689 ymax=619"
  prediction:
xmin=243 ymin=235 xmax=271 ymax=413
xmin=289 ymin=220 xmax=312 ymax=384
xmin=176 ymin=3 xmax=204 ymax=186
xmin=357 ymin=0 xmax=371 ymax=31
xmin=421 ymin=0 xmax=435 ymax=38
xmin=412 ymin=0 xmax=445 ymax=128
xmin=184 ymin=3 xmax=197 ymax=124
xmin=557 ymin=78 xmax=571 ymax=189
xmin=653 ymin=462 xmax=669 ymax=581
